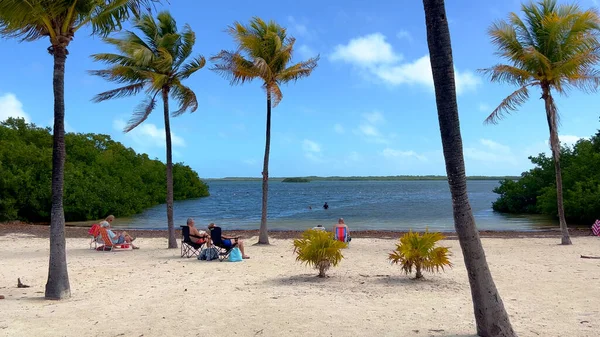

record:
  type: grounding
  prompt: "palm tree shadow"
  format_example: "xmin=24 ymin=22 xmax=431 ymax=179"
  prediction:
xmin=265 ymin=274 xmax=332 ymax=286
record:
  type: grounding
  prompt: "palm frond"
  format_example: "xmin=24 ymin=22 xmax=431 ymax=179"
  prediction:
xmin=173 ymin=23 xmax=194 ymax=68
xmin=86 ymin=0 xmax=158 ymax=36
xmin=210 ymin=50 xmax=260 ymax=85
xmin=268 ymin=83 xmax=283 ymax=107
xmin=485 ymin=84 xmax=535 ymax=124
xmin=92 ymin=82 xmax=145 ymax=102
xmin=88 ymin=66 xmax=147 ymax=84
xmin=177 ymin=55 xmax=206 ymax=79
xmin=478 ymin=64 xmax=532 ymax=86
xmin=170 ymin=82 xmax=198 ymax=116
xmin=124 ymin=94 xmax=158 ymax=132
xmin=0 ymin=0 xmax=56 ymax=41
xmin=277 ymin=56 xmax=320 ymax=83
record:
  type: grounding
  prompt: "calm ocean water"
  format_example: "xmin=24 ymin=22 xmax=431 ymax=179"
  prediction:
xmin=117 ymin=180 xmax=558 ymax=232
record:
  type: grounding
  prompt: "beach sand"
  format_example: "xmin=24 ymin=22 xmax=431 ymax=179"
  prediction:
xmin=0 ymin=234 xmax=598 ymax=337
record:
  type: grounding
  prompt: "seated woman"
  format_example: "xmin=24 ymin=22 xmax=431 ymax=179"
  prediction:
xmin=208 ymin=223 xmax=249 ymax=259
xmin=333 ymin=218 xmax=351 ymax=243
xmin=99 ymin=215 xmax=139 ymax=249
xmin=186 ymin=218 xmax=210 ymax=245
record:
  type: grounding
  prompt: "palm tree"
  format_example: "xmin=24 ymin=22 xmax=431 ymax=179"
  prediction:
xmin=211 ymin=17 xmax=319 ymax=245
xmin=0 ymin=0 xmax=156 ymax=300
xmin=422 ymin=0 xmax=517 ymax=335
xmin=90 ymin=11 xmax=205 ymax=249
xmin=480 ymin=0 xmax=600 ymax=245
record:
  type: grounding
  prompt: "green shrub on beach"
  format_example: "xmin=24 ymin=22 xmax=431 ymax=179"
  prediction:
xmin=389 ymin=230 xmax=452 ymax=279
xmin=293 ymin=229 xmax=347 ymax=277
xmin=0 ymin=118 xmax=209 ymax=222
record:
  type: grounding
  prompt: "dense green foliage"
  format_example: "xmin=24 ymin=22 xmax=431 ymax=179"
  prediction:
xmin=0 ymin=118 xmax=209 ymax=222
xmin=493 ymin=129 xmax=600 ymax=224
xmin=282 ymin=177 xmax=310 ymax=183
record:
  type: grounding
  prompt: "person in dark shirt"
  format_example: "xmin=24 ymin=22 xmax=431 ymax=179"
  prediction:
xmin=323 ymin=202 xmax=329 ymax=210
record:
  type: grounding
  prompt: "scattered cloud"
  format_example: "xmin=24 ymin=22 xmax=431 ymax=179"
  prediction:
xmin=0 ymin=93 xmax=30 ymax=122
xmin=297 ymin=44 xmax=317 ymax=59
xmin=464 ymin=138 xmax=517 ymax=165
xmin=362 ymin=111 xmax=385 ymax=124
xmin=302 ymin=139 xmax=321 ymax=153
xmin=479 ymin=103 xmax=491 ymax=112
xmin=382 ymin=148 xmax=427 ymax=161
xmin=330 ymin=33 xmax=400 ymax=66
xmin=396 ymin=30 xmax=413 ymax=42
xmin=557 ymin=135 xmax=583 ymax=147
xmin=334 ymin=123 xmax=345 ymax=134
xmin=302 ymin=139 xmax=323 ymax=162
xmin=287 ymin=16 xmax=311 ymax=38
xmin=113 ymin=119 xmax=185 ymax=148
xmin=330 ymin=33 xmax=480 ymax=94
xmin=353 ymin=111 xmax=390 ymax=144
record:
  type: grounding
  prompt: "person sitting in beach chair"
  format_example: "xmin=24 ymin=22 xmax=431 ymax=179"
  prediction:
xmin=312 ymin=224 xmax=326 ymax=231
xmin=333 ymin=218 xmax=351 ymax=244
xmin=181 ymin=218 xmax=209 ymax=258
xmin=88 ymin=223 xmax=102 ymax=249
xmin=97 ymin=215 xmax=139 ymax=250
xmin=208 ymin=223 xmax=249 ymax=260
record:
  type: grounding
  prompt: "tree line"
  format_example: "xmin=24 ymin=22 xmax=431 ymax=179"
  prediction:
xmin=493 ymin=127 xmax=600 ymax=225
xmin=0 ymin=118 xmax=209 ymax=222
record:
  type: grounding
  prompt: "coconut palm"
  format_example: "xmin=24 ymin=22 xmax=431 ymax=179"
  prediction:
xmin=90 ymin=11 xmax=205 ymax=249
xmin=0 ymin=0 xmax=157 ymax=300
xmin=211 ymin=17 xmax=319 ymax=245
xmin=480 ymin=0 xmax=600 ymax=245
xmin=422 ymin=0 xmax=517 ymax=335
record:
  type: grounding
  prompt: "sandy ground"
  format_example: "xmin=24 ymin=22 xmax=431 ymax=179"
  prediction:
xmin=0 ymin=234 xmax=599 ymax=337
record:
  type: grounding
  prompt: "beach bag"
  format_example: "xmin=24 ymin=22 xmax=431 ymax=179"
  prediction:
xmin=228 ymin=247 xmax=243 ymax=262
xmin=198 ymin=247 xmax=219 ymax=261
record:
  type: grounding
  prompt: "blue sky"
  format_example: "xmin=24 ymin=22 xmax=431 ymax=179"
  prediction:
xmin=1 ymin=0 xmax=599 ymax=178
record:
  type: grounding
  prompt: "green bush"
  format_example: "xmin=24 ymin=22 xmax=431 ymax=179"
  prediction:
xmin=388 ymin=230 xmax=452 ymax=279
xmin=0 ymin=118 xmax=209 ymax=222
xmin=293 ymin=229 xmax=347 ymax=277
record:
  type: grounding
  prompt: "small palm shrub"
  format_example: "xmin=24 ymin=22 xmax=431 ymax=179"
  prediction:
xmin=293 ymin=229 xmax=347 ymax=277
xmin=389 ymin=230 xmax=452 ymax=279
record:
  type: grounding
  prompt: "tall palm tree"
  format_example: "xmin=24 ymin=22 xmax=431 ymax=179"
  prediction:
xmin=480 ymin=0 xmax=600 ymax=245
xmin=422 ymin=0 xmax=517 ymax=336
xmin=90 ymin=11 xmax=205 ymax=249
xmin=0 ymin=0 xmax=157 ymax=300
xmin=211 ymin=17 xmax=319 ymax=245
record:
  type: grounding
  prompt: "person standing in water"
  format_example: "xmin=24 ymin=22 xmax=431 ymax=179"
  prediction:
xmin=323 ymin=202 xmax=329 ymax=210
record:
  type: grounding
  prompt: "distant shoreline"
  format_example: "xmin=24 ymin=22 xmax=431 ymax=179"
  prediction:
xmin=204 ymin=175 xmax=519 ymax=182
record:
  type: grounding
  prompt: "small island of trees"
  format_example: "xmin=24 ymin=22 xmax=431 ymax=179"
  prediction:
xmin=282 ymin=177 xmax=311 ymax=183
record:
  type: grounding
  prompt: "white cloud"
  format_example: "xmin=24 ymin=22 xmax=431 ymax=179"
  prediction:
xmin=0 ymin=93 xmax=30 ymax=122
xmin=396 ymin=30 xmax=413 ymax=42
xmin=334 ymin=123 xmax=345 ymax=134
xmin=302 ymin=139 xmax=321 ymax=153
xmin=297 ymin=44 xmax=317 ymax=59
xmin=479 ymin=103 xmax=491 ymax=112
xmin=382 ymin=148 xmax=427 ymax=161
xmin=358 ymin=124 xmax=381 ymax=137
xmin=113 ymin=119 xmax=185 ymax=148
xmin=330 ymin=34 xmax=481 ymax=94
xmin=362 ymin=111 xmax=385 ymax=124
xmin=288 ymin=16 xmax=310 ymax=38
xmin=464 ymin=138 xmax=517 ymax=165
xmin=330 ymin=33 xmax=400 ymax=66
xmin=558 ymin=135 xmax=583 ymax=147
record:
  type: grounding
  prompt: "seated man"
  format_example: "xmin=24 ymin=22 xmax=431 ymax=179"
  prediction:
xmin=187 ymin=218 xmax=210 ymax=245
xmin=208 ymin=223 xmax=249 ymax=259
xmin=100 ymin=215 xmax=139 ymax=249
xmin=312 ymin=224 xmax=326 ymax=231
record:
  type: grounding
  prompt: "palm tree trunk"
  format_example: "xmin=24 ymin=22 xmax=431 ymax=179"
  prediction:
xmin=45 ymin=45 xmax=71 ymax=300
xmin=258 ymin=91 xmax=271 ymax=245
xmin=415 ymin=266 xmax=423 ymax=279
xmin=422 ymin=1 xmax=516 ymax=336
xmin=542 ymin=86 xmax=572 ymax=245
xmin=163 ymin=88 xmax=177 ymax=249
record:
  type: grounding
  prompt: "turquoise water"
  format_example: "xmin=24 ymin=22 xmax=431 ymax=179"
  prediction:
xmin=116 ymin=180 xmax=558 ymax=232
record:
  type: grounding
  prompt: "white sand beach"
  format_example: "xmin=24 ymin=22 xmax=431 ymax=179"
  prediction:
xmin=0 ymin=234 xmax=598 ymax=337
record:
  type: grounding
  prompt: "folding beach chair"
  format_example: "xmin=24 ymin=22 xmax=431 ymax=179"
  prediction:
xmin=334 ymin=226 xmax=351 ymax=245
xmin=180 ymin=226 xmax=207 ymax=258
xmin=209 ymin=226 xmax=238 ymax=262
xmin=88 ymin=223 xmax=101 ymax=249
xmin=592 ymin=219 xmax=600 ymax=236
xmin=96 ymin=227 xmax=132 ymax=251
